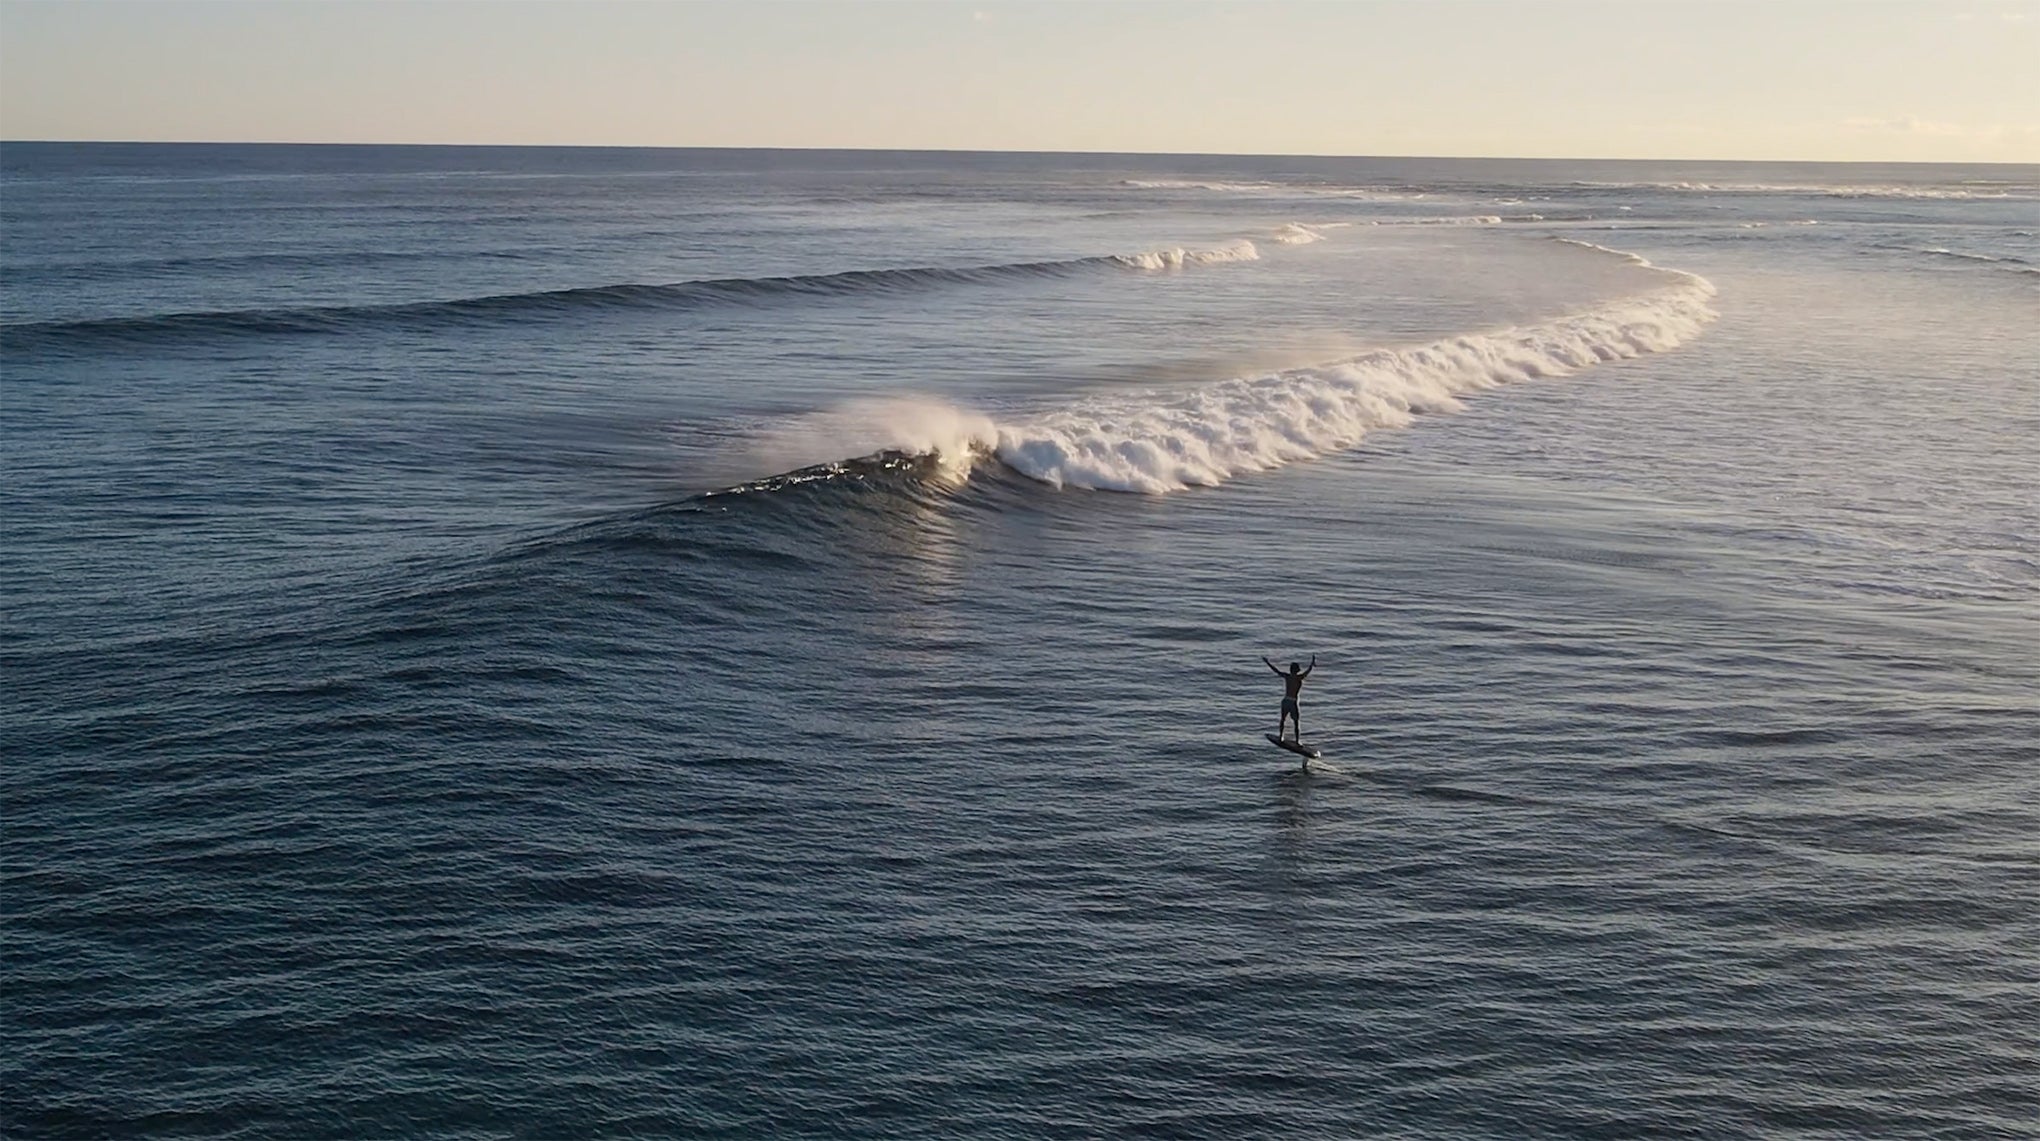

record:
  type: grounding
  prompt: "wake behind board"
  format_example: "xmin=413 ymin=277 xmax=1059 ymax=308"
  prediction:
xmin=1266 ymin=734 xmax=1321 ymax=760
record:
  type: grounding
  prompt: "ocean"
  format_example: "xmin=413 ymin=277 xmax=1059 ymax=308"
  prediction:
xmin=3 ymin=143 xmax=2036 ymax=1139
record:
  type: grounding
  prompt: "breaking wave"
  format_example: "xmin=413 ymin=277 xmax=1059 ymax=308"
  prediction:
xmin=1110 ymin=239 xmax=1260 ymax=270
xmin=746 ymin=244 xmax=1718 ymax=495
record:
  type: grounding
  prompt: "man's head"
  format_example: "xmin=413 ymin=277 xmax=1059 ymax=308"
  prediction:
xmin=1289 ymin=662 xmax=1301 ymax=674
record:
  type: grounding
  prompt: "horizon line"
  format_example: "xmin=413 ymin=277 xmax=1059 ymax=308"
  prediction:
xmin=4 ymin=139 xmax=2035 ymax=169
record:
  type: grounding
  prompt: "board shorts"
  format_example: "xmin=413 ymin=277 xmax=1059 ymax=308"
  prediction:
xmin=1281 ymin=697 xmax=1299 ymax=716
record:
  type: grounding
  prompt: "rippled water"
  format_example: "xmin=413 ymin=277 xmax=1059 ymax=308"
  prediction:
xmin=4 ymin=145 xmax=2037 ymax=1138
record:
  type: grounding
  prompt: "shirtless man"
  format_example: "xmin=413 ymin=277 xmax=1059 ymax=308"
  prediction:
xmin=1263 ymin=654 xmax=1316 ymax=742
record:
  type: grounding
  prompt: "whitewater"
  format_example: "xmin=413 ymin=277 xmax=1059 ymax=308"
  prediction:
xmin=759 ymin=241 xmax=1717 ymax=493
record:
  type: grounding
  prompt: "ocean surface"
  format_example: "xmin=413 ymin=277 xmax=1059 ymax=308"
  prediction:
xmin=3 ymin=143 xmax=2037 ymax=1139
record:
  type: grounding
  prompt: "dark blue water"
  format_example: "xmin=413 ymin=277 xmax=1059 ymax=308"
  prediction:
xmin=4 ymin=144 xmax=2037 ymax=1138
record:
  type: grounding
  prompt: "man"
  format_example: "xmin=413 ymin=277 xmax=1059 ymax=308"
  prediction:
xmin=1263 ymin=654 xmax=1316 ymax=742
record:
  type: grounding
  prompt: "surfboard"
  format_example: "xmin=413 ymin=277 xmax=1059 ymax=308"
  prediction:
xmin=1266 ymin=734 xmax=1321 ymax=759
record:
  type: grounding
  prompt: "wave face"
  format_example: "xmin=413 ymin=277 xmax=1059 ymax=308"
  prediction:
xmin=737 ymin=246 xmax=1718 ymax=495
xmin=0 ymin=240 xmax=1259 ymax=353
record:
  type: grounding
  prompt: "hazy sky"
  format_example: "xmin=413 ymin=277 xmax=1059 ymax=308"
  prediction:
xmin=3 ymin=0 xmax=2036 ymax=162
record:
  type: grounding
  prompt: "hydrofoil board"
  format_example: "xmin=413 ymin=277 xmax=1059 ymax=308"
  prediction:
xmin=1266 ymin=734 xmax=1321 ymax=760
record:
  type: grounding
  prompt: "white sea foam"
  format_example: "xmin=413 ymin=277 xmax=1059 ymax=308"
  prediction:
xmin=1271 ymin=223 xmax=1327 ymax=245
xmin=750 ymin=397 xmax=998 ymax=484
xmin=1111 ymin=239 xmax=1261 ymax=270
xmin=993 ymin=271 xmax=1716 ymax=492
xmin=765 ymin=244 xmax=1718 ymax=495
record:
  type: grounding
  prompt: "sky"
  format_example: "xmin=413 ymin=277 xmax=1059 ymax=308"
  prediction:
xmin=2 ymin=0 xmax=2036 ymax=163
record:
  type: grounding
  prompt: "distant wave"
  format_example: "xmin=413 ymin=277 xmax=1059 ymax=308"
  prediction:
xmin=1893 ymin=245 xmax=2040 ymax=277
xmin=0 ymin=240 xmax=1260 ymax=353
xmin=1570 ymin=180 xmax=2030 ymax=201
xmin=743 ymin=243 xmax=1718 ymax=495
xmin=1121 ymin=178 xmax=1419 ymax=201
xmin=1274 ymin=217 xmax=1500 ymax=235
xmin=1123 ymin=174 xmax=2033 ymax=202
xmin=1271 ymin=223 xmax=1329 ymax=245
xmin=5 ymin=246 xmax=537 ymax=284
xmin=1361 ymin=215 xmax=1504 ymax=226
xmin=1279 ymin=215 xmax=1506 ymax=231
xmin=1120 ymin=178 xmax=1282 ymax=193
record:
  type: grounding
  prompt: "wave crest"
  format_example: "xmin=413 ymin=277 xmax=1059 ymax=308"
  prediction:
xmin=757 ymin=245 xmax=1719 ymax=496
xmin=747 ymin=397 xmax=997 ymax=488
xmin=1271 ymin=223 xmax=1328 ymax=245
xmin=3 ymin=240 xmax=1265 ymax=353
xmin=994 ymin=272 xmax=1715 ymax=492
xmin=1111 ymin=239 xmax=1260 ymax=270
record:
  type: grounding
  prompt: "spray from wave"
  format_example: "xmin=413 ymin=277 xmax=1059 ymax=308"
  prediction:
xmin=749 ymin=398 xmax=999 ymax=487
xmin=742 ymin=243 xmax=1718 ymax=496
